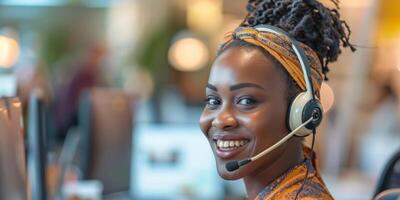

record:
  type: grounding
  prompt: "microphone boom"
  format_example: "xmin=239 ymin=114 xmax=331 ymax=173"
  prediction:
xmin=225 ymin=117 xmax=313 ymax=171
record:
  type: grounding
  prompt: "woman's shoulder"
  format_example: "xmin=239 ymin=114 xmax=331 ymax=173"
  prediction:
xmin=255 ymin=158 xmax=334 ymax=200
xmin=295 ymin=176 xmax=334 ymax=200
xmin=257 ymin=174 xmax=333 ymax=200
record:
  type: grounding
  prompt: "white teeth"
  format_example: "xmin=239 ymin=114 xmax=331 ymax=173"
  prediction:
xmin=216 ymin=140 xmax=248 ymax=149
xmin=223 ymin=141 xmax=229 ymax=148
xmin=229 ymin=141 xmax=234 ymax=147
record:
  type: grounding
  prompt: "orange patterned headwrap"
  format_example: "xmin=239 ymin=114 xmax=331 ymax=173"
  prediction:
xmin=219 ymin=26 xmax=323 ymax=94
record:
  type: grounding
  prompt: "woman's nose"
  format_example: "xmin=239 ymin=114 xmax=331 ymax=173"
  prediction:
xmin=211 ymin=108 xmax=238 ymax=130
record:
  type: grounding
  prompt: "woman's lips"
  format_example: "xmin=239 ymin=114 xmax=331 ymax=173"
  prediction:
xmin=214 ymin=139 xmax=249 ymax=159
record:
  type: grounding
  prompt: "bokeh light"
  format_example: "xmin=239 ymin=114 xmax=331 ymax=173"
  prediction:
xmin=0 ymin=35 xmax=20 ymax=69
xmin=168 ymin=37 xmax=209 ymax=72
xmin=187 ymin=0 xmax=223 ymax=34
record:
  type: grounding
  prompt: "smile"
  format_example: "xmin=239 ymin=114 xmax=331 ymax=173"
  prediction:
xmin=216 ymin=139 xmax=249 ymax=150
xmin=213 ymin=139 xmax=250 ymax=159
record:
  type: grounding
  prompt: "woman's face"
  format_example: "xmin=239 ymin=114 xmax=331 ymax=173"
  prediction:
xmin=199 ymin=46 xmax=290 ymax=180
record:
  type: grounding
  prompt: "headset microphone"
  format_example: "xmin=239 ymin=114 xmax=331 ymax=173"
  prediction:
xmin=225 ymin=117 xmax=314 ymax=172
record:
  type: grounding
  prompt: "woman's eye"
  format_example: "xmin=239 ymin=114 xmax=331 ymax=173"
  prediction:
xmin=205 ymin=96 xmax=221 ymax=107
xmin=236 ymin=97 xmax=257 ymax=106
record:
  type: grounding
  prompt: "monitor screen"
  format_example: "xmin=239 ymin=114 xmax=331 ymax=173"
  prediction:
xmin=131 ymin=123 xmax=223 ymax=200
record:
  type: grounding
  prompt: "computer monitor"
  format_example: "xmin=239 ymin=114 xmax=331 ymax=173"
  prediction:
xmin=78 ymin=88 xmax=134 ymax=195
xmin=131 ymin=123 xmax=224 ymax=200
xmin=27 ymin=91 xmax=47 ymax=200
xmin=0 ymin=71 xmax=17 ymax=97
xmin=0 ymin=97 xmax=27 ymax=200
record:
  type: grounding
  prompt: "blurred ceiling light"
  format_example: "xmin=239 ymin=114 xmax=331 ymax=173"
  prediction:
xmin=187 ymin=0 xmax=223 ymax=34
xmin=0 ymin=35 xmax=20 ymax=69
xmin=320 ymin=82 xmax=335 ymax=113
xmin=168 ymin=36 xmax=209 ymax=72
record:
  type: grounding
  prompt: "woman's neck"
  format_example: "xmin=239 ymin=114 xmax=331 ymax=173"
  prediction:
xmin=243 ymin=138 xmax=304 ymax=200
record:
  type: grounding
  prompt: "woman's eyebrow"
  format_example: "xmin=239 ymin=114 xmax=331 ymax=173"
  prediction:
xmin=230 ymin=83 xmax=265 ymax=91
xmin=206 ymin=83 xmax=218 ymax=91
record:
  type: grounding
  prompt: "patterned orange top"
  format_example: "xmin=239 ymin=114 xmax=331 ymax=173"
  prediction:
xmin=255 ymin=148 xmax=333 ymax=200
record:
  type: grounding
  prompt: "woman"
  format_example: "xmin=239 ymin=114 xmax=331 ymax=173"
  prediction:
xmin=199 ymin=0 xmax=355 ymax=199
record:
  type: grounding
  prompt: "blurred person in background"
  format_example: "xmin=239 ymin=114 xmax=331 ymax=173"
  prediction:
xmin=200 ymin=0 xmax=355 ymax=199
xmin=52 ymin=42 xmax=107 ymax=141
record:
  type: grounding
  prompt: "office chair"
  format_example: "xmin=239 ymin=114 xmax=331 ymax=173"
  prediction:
xmin=374 ymin=148 xmax=400 ymax=199
xmin=374 ymin=188 xmax=400 ymax=200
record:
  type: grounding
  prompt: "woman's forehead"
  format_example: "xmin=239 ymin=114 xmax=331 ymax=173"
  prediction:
xmin=208 ymin=47 xmax=286 ymax=89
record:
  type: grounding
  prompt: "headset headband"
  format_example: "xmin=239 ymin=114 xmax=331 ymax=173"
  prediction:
xmin=254 ymin=25 xmax=316 ymax=100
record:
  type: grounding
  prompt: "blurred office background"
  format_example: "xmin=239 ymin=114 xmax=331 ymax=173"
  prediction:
xmin=0 ymin=0 xmax=400 ymax=199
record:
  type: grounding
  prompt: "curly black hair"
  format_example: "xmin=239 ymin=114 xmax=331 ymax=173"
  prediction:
xmin=242 ymin=0 xmax=356 ymax=80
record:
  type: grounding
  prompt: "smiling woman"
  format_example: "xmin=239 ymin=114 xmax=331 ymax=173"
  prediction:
xmin=199 ymin=0 xmax=355 ymax=199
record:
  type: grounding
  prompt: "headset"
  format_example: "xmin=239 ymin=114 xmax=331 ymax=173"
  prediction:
xmin=254 ymin=24 xmax=323 ymax=137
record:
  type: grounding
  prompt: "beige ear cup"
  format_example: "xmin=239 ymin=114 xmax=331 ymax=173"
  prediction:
xmin=288 ymin=92 xmax=313 ymax=137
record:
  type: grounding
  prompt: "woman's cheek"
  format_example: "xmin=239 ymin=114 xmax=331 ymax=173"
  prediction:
xmin=199 ymin=111 xmax=213 ymax=136
xmin=236 ymin=111 xmax=262 ymax=129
